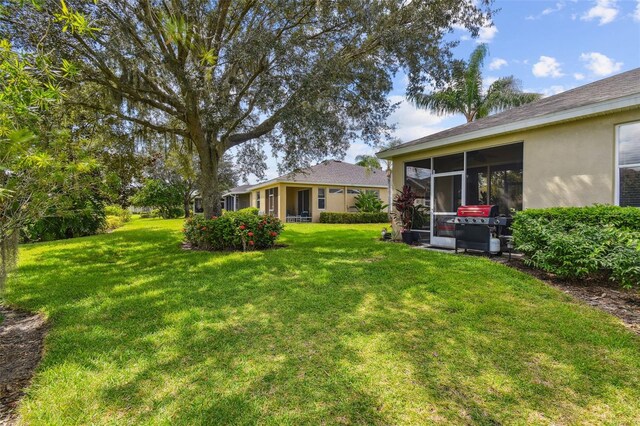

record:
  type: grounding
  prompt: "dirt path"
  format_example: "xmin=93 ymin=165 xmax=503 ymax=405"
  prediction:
xmin=0 ymin=306 xmax=47 ymax=426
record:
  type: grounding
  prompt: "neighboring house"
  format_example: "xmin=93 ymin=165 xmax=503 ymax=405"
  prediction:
xmin=221 ymin=184 xmax=254 ymax=212
xmin=377 ymin=68 xmax=640 ymax=248
xmin=222 ymin=160 xmax=388 ymax=222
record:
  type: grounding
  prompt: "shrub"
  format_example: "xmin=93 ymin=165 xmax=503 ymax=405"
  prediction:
xmin=515 ymin=205 xmax=640 ymax=231
xmin=319 ymin=212 xmax=389 ymax=224
xmin=512 ymin=206 xmax=640 ymax=289
xmin=105 ymin=205 xmax=132 ymax=222
xmin=105 ymin=215 xmax=125 ymax=230
xmin=22 ymin=198 xmax=106 ymax=242
xmin=234 ymin=207 xmax=259 ymax=216
xmin=183 ymin=211 xmax=284 ymax=251
xmin=354 ymin=191 xmax=387 ymax=213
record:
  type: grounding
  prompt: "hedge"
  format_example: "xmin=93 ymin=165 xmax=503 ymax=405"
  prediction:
xmin=319 ymin=212 xmax=389 ymax=224
xmin=512 ymin=206 xmax=640 ymax=289
xmin=514 ymin=205 xmax=640 ymax=231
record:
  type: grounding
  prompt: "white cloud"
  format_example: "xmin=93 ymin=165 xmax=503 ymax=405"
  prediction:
xmin=477 ymin=25 xmax=498 ymax=43
xmin=580 ymin=52 xmax=623 ymax=76
xmin=573 ymin=72 xmax=585 ymax=80
xmin=482 ymin=76 xmax=498 ymax=91
xmin=581 ymin=0 xmax=619 ymax=25
xmin=386 ymin=95 xmax=449 ymax=142
xmin=543 ymin=2 xmax=565 ymax=15
xmin=454 ymin=20 xmax=498 ymax=44
xmin=344 ymin=142 xmax=375 ymax=164
xmin=633 ymin=0 xmax=640 ymax=21
xmin=489 ymin=58 xmax=507 ymax=70
xmin=526 ymin=2 xmax=564 ymax=20
xmin=532 ymin=56 xmax=564 ymax=78
xmin=542 ymin=85 xmax=568 ymax=97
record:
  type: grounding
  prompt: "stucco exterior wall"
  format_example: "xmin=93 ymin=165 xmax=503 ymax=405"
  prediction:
xmin=247 ymin=183 xmax=388 ymax=222
xmin=390 ymin=109 xmax=640 ymax=209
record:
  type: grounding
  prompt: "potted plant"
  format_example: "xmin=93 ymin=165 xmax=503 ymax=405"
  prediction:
xmin=393 ymin=184 xmax=417 ymax=244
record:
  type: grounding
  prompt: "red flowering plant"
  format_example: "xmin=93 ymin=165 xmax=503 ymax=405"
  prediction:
xmin=183 ymin=209 xmax=283 ymax=251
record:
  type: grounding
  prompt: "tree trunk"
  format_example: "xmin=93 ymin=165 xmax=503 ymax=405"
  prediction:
xmin=199 ymin=158 xmax=222 ymax=218
xmin=187 ymin=110 xmax=223 ymax=219
xmin=193 ymin=132 xmax=222 ymax=218
xmin=183 ymin=195 xmax=191 ymax=218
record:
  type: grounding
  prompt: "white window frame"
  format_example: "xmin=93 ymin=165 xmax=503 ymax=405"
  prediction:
xmin=267 ymin=188 xmax=275 ymax=215
xmin=317 ymin=188 xmax=326 ymax=210
xmin=614 ymin=121 xmax=640 ymax=207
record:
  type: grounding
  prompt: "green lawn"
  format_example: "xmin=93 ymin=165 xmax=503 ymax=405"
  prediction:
xmin=5 ymin=218 xmax=640 ymax=425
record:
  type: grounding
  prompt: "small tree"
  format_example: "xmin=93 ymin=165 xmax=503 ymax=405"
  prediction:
xmin=131 ymin=179 xmax=183 ymax=219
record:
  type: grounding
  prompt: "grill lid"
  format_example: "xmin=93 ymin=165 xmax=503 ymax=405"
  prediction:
xmin=457 ymin=205 xmax=499 ymax=217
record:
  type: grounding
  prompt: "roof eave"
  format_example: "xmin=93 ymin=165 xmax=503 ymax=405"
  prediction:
xmin=249 ymin=179 xmax=387 ymax=191
xmin=377 ymin=93 xmax=640 ymax=159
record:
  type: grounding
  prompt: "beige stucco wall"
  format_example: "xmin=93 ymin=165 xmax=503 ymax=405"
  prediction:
xmin=391 ymin=109 xmax=640 ymax=209
xmin=248 ymin=183 xmax=388 ymax=222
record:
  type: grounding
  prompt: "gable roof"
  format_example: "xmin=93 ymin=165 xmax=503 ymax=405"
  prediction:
xmin=224 ymin=160 xmax=387 ymax=195
xmin=378 ymin=67 xmax=640 ymax=159
xmin=254 ymin=160 xmax=387 ymax=189
xmin=223 ymin=184 xmax=255 ymax=195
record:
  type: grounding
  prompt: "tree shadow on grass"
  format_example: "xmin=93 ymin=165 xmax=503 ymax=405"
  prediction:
xmin=8 ymin=224 xmax=640 ymax=424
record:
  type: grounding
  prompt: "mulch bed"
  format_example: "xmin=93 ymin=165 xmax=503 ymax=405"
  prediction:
xmin=181 ymin=242 xmax=288 ymax=251
xmin=0 ymin=306 xmax=47 ymax=426
xmin=493 ymin=257 xmax=640 ymax=335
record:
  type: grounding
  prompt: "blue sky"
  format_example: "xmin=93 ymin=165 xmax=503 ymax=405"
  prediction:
xmin=248 ymin=0 xmax=640 ymax=183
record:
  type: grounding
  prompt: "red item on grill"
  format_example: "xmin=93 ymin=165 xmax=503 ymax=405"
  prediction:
xmin=457 ymin=205 xmax=499 ymax=217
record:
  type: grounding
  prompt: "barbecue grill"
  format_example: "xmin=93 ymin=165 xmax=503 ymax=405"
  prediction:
xmin=454 ymin=205 xmax=512 ymax=254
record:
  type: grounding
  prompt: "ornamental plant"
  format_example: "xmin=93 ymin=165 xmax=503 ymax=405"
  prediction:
xmin=183 ymin=211 xmax=283 ymax=252
xmin=393 ymin=185 xmax=418 ymax=232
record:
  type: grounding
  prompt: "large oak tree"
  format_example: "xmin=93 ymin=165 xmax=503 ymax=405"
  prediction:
xmin=4 ymin=0 xmax=492 ymax=216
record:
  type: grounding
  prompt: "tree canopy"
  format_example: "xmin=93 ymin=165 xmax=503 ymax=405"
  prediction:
xmin=408 ymin=44 xmax=541 ymax=123
xmin=4 ymin=0 xmax=493 ymax=216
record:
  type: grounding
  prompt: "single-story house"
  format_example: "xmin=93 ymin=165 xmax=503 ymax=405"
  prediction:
xmin=222 ymin=160 xmax=389 ymax=222
xmin=377 ymin=68 xmax=640 ymax=248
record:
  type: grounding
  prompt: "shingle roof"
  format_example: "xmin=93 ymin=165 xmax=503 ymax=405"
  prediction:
xmin=378 ymin=67 xmax=640 ymax=157
xmin=224 ymin=184 xmax=255 ymax=194
xmin=277 ymin=160 xmax=387 ymax=186
xmin=225 ymin=160 xmax=387 ymax=194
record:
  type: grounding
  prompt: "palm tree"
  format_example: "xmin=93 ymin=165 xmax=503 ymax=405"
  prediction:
xmin=354 ymin=155 xmax=381 ymax=170
xmin=409 ymin=44 xmax=541 ymax=123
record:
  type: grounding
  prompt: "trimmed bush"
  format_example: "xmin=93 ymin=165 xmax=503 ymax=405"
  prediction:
xmin=183 ymin=211 xmax=283 ymax=251
xmin=320 ymin=212 xmax=389 ymax=224
xmin=512 ymin=206 xmax=640 ymax=289
xmin=234 ymin=207 xmax=259 ymax=216
xmin=515 ymin=205 xmax=640 ymax=231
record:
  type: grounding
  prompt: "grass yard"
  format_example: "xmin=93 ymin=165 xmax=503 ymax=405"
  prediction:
xmin=5 ymin=218 xmax=640 ymax=425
